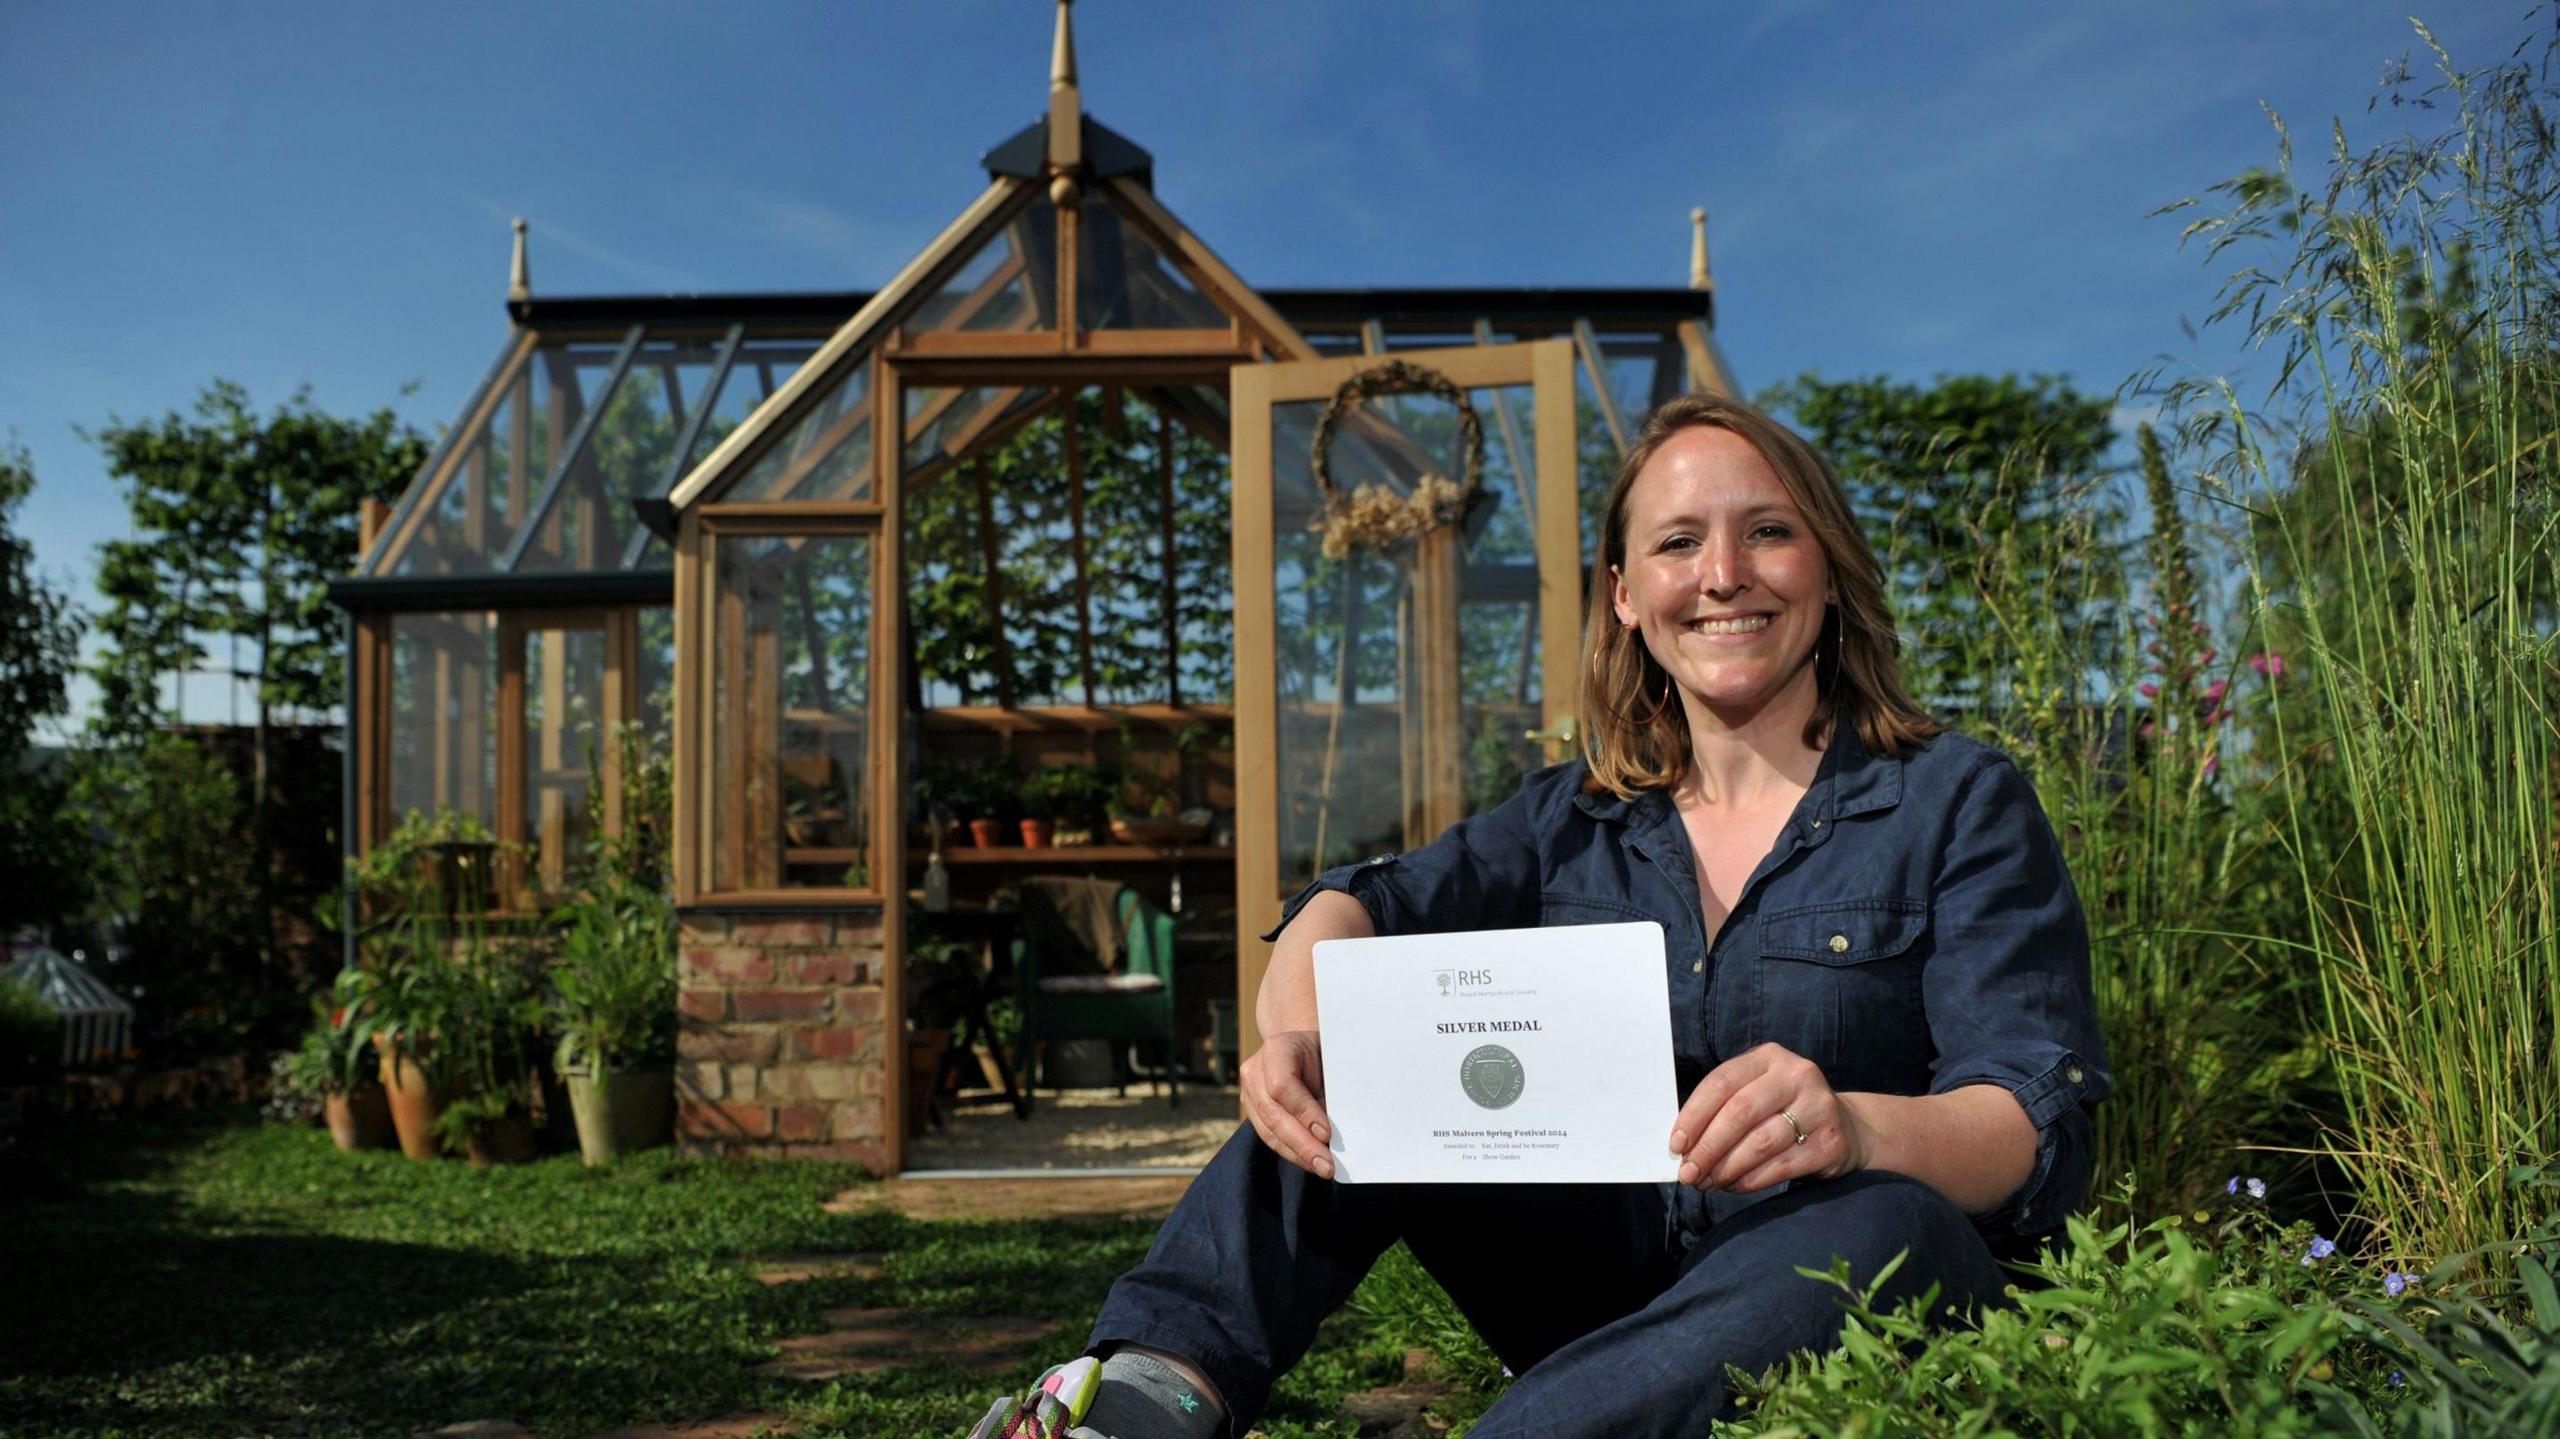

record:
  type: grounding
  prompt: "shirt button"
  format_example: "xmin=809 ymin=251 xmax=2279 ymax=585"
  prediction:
xmin=1811 ymin=818 xmax=1823 ymax=829
xmin=1691 ymin=960 xmax=1703 ymax=974
xmin=2066 ymin=1064 xmax=2085 ymax=1084
xmin=1367 ymin=854 xmax=1393 ymax=866
xmin=1827 ymin=934 xmax=1850 ymax=954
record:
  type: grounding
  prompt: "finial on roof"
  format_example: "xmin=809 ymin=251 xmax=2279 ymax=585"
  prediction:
xmin=509 ymin=217 xmax=531 ymax=301
xmin=1047 ymin=0 xmax=1082 ymax=173
xmin=1689 ymin=207 xmax=1712 ymax=292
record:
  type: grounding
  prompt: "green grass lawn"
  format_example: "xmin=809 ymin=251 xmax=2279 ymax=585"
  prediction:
xmin=0 ymin=1110 xmax=1442 ymax=1439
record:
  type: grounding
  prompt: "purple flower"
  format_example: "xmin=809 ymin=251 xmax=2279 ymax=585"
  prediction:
xmin=2385 ymin=1270 xmax=2409 ymax=1297
xmin=2248 ymin=651 xmax=2288 ymax=680
xmin=2388 ymin=1370 xmax=2406 ymax=1388
xmin=2247 ymin=1177 xmax=2267 ymax=1200
xmin=2202 ymin=754 xmax=2221 ymax=780
xmin=2305 ymin=1236 xmax=2336 ymax=1262
xmin=2139 ymin=682 xmax=2161 ymax=699
xmin=2227 ymin=1176 xmax=2241 ymax=1195
xmin=2202 ymin=679 xmax=2230 ymax=704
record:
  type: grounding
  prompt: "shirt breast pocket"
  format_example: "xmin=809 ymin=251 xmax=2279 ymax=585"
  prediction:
xmin=1754 ymin=899 xmax=1930 ymax=1092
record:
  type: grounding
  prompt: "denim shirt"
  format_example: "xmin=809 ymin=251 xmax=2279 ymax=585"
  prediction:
xmin=1268 ymin=725 xmax=2111 ymax=1244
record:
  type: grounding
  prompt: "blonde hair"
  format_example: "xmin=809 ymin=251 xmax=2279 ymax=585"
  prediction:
xmin=1578 ymin=392 xmax=1940 ymax=798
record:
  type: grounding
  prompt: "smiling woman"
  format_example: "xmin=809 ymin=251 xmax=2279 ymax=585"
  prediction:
xmin=966 ymin=394 xmax=2112 ymax=1438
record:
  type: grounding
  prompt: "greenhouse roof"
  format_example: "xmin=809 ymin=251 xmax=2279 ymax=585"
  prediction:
xmin=336 ymin=0 xmax=1731 ymax=608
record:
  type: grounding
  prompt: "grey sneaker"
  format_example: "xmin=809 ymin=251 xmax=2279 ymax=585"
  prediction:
xmin=966 ymin=1355 xmax=1103 ymax=1439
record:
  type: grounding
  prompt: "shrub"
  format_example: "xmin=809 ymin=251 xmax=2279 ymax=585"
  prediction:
xmin=0 ymin=975 xmax=61 ymax=1085
xmin=1720 ymin=1181 xmax=2409 ymax=1436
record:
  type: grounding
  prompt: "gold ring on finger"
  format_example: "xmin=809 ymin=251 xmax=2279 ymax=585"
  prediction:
xmin=1780 ymin=1107 xmax=1808 ymax=1145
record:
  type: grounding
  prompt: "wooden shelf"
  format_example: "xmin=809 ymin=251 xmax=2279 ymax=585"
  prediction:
xmin=915 ymin=845 xmax=1234 ymax=865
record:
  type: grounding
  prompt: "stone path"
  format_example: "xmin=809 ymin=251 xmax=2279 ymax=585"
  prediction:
xmin=821 ymin=1173 xmax=1193 ymax=1223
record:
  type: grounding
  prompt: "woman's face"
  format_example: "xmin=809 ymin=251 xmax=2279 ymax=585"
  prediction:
xmin=1610 ymin=425 xmax=1834 ymax=726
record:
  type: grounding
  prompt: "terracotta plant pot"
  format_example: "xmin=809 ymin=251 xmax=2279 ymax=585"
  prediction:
xmin=464 ymin=1108 xmax=540 ymax=1168
xmin=967 ymin=818 xmax=1004 ymax=849
xmin=563 ymin=1064 xmax=675 ymax=1166
xmin=324 ymin=1086 xmax=398 ymax=1151
xmin=1018 ymin=818 xmax=1054 ymax=849
xmin=376 ymin=1049 xmax=444 ymax=1161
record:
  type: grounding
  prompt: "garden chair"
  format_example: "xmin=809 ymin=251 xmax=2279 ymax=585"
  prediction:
xmin=1010 ymin=877 xmax=1180 ymax=1119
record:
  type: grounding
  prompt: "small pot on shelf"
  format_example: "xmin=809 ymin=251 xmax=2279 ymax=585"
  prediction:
xmin=967 ymin=818 xmax=1005 ymax=849
xmin=1018 ymin=817 xmax=1055 ymax=849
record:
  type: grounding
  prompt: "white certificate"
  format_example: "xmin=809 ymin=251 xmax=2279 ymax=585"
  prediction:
xmin=1312 ymin=921 xmax=1679 ymax=1184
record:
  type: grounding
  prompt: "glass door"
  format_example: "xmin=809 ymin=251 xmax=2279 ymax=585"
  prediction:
xmin=1229 ymin=339 xmax=1580 ymax=1059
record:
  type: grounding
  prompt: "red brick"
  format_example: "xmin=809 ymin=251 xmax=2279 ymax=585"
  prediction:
xmin=678 ymin=989 xmax=728 ymax=1022
xmin=774 ymin=1104 xmax=828 ymax=1142
xmin=837 ymin=920 xmax=885 ymax=950
xmin=837 ymin=990 xmax=887 ymax=1026
xmin=732 ymin=988 xmax=830 ymax=1023
xmin=787 ymin=1026 xmax=869 ymax=1062
xmin=730 ymin=916 xmax=830 ymax=947
xmin=678 ymin=1100 xmax=773 ymax=1139
xmin=675 ymin=1061 xmax=724 ymax=1101
xmin=677 ymin=1027 xmax=780 ymax=1064
xmin=791 ymin=952 xmax=856 ymax=985
xmin=683 ymin=946 xmax=775 ymax=985
xmin=830 ymin=1102 xmax=885 ymax=1143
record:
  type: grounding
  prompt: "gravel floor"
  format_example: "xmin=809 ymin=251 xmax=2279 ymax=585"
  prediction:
xmin=904 ymin=1084 xmax=1242 ymax=1171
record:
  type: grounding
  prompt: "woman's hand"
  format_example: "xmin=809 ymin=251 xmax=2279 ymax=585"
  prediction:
xmin=1668 ymin=1041 xmax=1870 ymax=1192
xmin=1241 ymin=1029 xmax=1335 ymax=1180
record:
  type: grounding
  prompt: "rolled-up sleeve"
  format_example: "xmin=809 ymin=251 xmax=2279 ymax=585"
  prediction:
xmin=1923 ymin=754 xmax=2111 ymax=1237
xmin=1261 ymin=778 xmax=1548 ymax=943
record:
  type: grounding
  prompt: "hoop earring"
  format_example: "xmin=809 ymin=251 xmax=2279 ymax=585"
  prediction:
xmin=1607 ymin=659 xmax=1675 ymax=728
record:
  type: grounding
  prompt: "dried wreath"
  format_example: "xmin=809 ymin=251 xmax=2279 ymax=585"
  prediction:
xmin=1307 ymin=359 xmax=1485 ymax=557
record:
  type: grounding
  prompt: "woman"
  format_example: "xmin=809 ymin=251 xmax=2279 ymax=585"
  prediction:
xmin=970 ymin=393 xmax=2110 ymax=1439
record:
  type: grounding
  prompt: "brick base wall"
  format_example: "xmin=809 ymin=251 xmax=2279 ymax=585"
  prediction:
xmin=676 ymin=911 xmax=891 ymax=1171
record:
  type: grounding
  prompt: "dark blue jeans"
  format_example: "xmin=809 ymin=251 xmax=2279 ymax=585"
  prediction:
xmin=1090 ymin=1125 xmax=2021 ymax=1438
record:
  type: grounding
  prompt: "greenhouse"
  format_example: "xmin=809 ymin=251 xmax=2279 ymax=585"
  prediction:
xmin=329 ymin=1 xmax=1737 ymax=1173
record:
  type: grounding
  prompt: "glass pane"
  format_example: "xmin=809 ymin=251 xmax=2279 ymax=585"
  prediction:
xmin=1269 ymin=373 xmax=1550 ymax=892
xmin=711 ymin=532 xmax=874 ymax=891
xmin=905 ymin=387 xmax=1232 ymax=710
xmin=636 ymin=605 xmax=676 ymax=742
xmin=518 ymin=334 xmax=726 ymax=574
xmin=1081 ymin=201 xmax=1227 ymax=330
xmin=724 ymin=355 xmax=874 ymax=503
xmin=685 ymin=335 xmax=825 ymax=476
xmin=388 ymin=349 xmax=552 ymax=577
xmin=388 ymin=610 xmax=497 ymax=830
xmin=910 ymin=220 xmax=1049 ymax=333
xmin=523 ymin=623 xmax=607 ymax=891
xmin=511 ymin=340 xmax=634 ymax=572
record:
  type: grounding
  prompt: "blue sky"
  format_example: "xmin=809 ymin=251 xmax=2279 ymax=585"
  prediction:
xmin=0 ymin=1 xmax=2530 ymax=733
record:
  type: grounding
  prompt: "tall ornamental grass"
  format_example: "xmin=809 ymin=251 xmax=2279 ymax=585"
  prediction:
xmin=1893 ymin=436 xmax=2309 ymax=1220
xmin=2167 ymin=26 xmax=2560 ymax=1268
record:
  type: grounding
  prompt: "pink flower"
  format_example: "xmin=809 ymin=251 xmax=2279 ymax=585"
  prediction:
xmin=2202 ymin=753 xmax=2221 ymax=779
xmin=2139 ymin=682 xmax=2160 ymax=699
xmin=2202 ymin=679 xmax=2230 ymax=704
xmin=2248 ymin=652 xmax=2288 ymax=680
xmin=2202 ymin=707 xmax=2231 ymax=727
xmin=2199 ymin=649 xmax=2218 ymax=667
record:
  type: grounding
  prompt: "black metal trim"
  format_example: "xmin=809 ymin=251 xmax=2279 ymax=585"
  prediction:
xmin=622 ymin=322 xmax=743 ymax=570
xmin=505 ymin=286 xmax=1712 ymax=333
xmin=498 ymin=325 xmax=646 ymax=574
xmin=327 ymin=570 xmax=672 ymax=613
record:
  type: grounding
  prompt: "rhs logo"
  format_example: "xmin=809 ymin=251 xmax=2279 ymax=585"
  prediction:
xmin=1436 ymin=968 xmax=1492 ymax=996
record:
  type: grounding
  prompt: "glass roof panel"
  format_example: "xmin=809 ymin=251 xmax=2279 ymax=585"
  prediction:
xmin=723 ymin=353 xmax=874 ymax=504
xmin=385 ymin=341 xmax=555 ymax=576
xmin=1081 ymin=200 xmax=1227 ymax=330
xmin=909 ymin=205 xmax=1054 ymax=334
xmin=686 ymin=335 xmax=825 ymax=475
xmin=514 ymin=335 xmax=649 ymax=574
